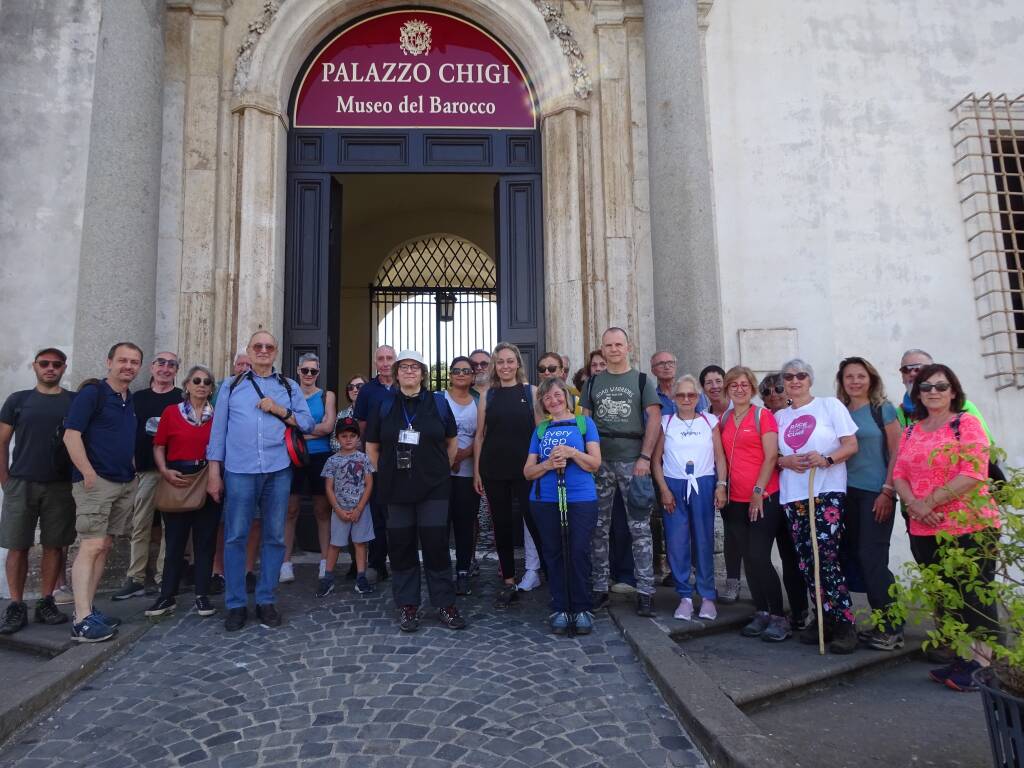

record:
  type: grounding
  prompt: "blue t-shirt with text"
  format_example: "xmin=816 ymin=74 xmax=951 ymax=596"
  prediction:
xmin=528 ymin=417 xmax=600 ymax=503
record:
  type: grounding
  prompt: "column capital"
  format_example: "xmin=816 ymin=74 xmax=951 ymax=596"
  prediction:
xmin=230 ymin=91 xmax=289 ymax=129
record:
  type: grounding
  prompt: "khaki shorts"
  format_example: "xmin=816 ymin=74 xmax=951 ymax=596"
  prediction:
xmin=72 ymin=476 xmax=138 ymax=539
xmin=0 ymin=477 xmax=76 ymax=550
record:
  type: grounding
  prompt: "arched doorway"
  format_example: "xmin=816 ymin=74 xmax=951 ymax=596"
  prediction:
xmin=282 ymin=8 xmax=545 ymax=390
xmin=371 ymin=234 xmax=497 ymax=390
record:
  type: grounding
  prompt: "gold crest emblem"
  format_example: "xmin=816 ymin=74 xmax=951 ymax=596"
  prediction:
xmin=399 ymin=19 xmax=432 ymax=56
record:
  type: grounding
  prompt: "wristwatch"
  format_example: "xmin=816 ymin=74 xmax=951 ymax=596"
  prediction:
xmin=752 ymin=485 xmax=764 ymax=497
xmin=825 ymin=455 xmax=835 ymax=466
xmin=284 ymin=408 xmax=293 ymax=420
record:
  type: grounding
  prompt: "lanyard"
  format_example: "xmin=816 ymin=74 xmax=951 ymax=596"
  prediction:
xmin=400 ymin=398 xmax=419 ymax=429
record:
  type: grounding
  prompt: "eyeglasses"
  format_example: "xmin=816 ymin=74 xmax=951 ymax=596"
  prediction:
xmin=346 ymin=383 xmax=364 ymax=390
xmin=397 ymin=363 xmax=421 ymax=373
xmin=299 ymin=367 xmax=319 ymax=376
xmin=450 ymin=367 xmax=473 ymax=375
xmin=782 ymin=372 xmax=809 ymax=381
xmin=191 ymin=377 xmax=213 ymax=386
xmin=651 ymin=360 xmax=676 ymax=368
xmin=252 ymin=343 xmax=275 ymax=353
xmin=35 ymin=360 xmax=64 ymax=369
xmin=537 ymin=365 xmax=560 ymax=374
xmin=674 ymin=392 xmax=698 ymax=400
xmin=154 ymin=358 xmax=179 ymax=368
xmin=760 ymin=385 xmax=785 ymax=396
xmin=728 ymin=381 xmax=751 ymax=390
xmin=470 ymin=361 xmax=489 ymax=370
xmin=899 ymin=364 xmax=924 ymax=375
xmin=918 ymin=381 xmax=952 ymax=393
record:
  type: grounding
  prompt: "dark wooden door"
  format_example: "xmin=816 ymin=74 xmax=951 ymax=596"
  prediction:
xmin=494 ymin=175 xmax=545 ymax=378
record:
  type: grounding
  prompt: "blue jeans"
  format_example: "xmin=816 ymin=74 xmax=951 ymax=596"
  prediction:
xmin=532 ymin=500 xmax=599 ymax=613
xmin=663 ymin=475 xmax=717 ymax=600
xmin=223 ymin=467 xmax=291 ymax=609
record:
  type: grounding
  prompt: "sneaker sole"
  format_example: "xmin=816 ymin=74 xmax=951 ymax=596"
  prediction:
xmin=945 ymin=679 xmax=978 ymax=693
xmin=316 ymin=586 xmax=336 ymax=598
xmin=354 ymin=588 xmax=373 ymax=595
xmin=195 ymin=609 xmax=217 ymax=617
xmin=111 ymin=591 xmax=145 ymax=601
xmin=866 ymin=640 xmax=905 ymax=651
xmin=71 ymin=631 xmax=116 ymax=643
xmin=762 ymin=632 xmax=791 ymax=643
xmin=741 ymin=628 xmax=766 ymax=637
xmin=144 ymin=607 xmax=175 ymax=617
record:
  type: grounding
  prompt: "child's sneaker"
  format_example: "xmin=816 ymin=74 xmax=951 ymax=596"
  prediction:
xmin=315 ymin=576 xmax=335 ymax=598
xmin=355 ymin=574 xmax=373 ymax=594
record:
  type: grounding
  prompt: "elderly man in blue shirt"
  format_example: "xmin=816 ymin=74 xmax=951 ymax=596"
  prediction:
xmin=207 ymin=331 xmax=314 ymax=631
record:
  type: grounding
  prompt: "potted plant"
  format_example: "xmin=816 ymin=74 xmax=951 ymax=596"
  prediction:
xmin=876 ymin=447 xmax=1024 ymax=767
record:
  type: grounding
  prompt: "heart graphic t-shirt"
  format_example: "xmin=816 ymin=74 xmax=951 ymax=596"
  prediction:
xmin=775 ymin=397 xmax=858 ymax=504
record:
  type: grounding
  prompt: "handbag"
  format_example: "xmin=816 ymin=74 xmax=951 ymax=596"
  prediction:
xmin=154 ymin=464 xmax=210 ymax=513
xmin=246 ymin=373 xmax=310 ymax=468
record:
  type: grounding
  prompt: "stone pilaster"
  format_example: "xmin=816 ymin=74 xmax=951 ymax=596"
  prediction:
xmin=74 ymin=0 xmax=165 ymax=375
xmin=643 ymin=0 xmax=723 ymax=372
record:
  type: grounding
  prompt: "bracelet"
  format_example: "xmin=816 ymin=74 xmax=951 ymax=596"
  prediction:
xmin=716 ymin=480 xmax=728 ymax=488
xmin=881 ymin=483 xmax=894 ymax=492
xmin=639 ymin=453 xmax=651 ymax=462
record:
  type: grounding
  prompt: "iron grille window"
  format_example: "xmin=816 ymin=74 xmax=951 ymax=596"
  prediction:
xmin=951 ymin=93 xmax=1024 ymax=389
xmin=370 ymin=234 xmax=497 ymax=390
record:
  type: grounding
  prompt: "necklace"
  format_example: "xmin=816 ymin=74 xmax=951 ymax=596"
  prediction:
xmin=732 ymin=405 xmax=750 ymax=426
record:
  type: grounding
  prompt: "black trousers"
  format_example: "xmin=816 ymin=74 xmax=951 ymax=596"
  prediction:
xmin=483 ymin=477 xmax=544 ymax=580
xmin=160 ymin=497 xmax=221 ymax=600
xmin=388 ymin=498 xmax=455 ymax=608
xmin=367 ymin=484 xmax=389 ymax=573
xmin=774 ymin=508 xmax=808 ymax=619
xmin=730 ymin=494 xmax=806 ymax=616
xmin=449 ymin=476 xmax=477 ymax=573
xmin=720 ymin=506 xmax=744 ymax=580
xmin=845 ymin=487 xmax=898 ymax=627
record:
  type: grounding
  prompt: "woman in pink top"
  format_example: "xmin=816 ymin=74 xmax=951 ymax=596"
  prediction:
xmin=893 ymin=363 xmax=1000 ymax=692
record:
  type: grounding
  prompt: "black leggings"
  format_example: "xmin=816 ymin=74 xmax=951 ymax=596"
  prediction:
xmin=720 ymin=506 xmax=744 ymax=580
xmin=728 ymin=494 xmax=806 ymax=617
xmin=483 ymin=477 xmax=544 ymax=580
xmin=449 ymin=476 xmax=477 ymax=573
xmin=845 ymin=487 xmax=897 ymax=623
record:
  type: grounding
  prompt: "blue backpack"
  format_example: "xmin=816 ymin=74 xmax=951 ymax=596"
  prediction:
xmin=378 ymin=390 xmax=452 ymax=425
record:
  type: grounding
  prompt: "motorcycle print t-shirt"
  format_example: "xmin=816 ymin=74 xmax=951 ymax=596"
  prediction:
xmin=581 ymin=369 xmax=660 ymax=462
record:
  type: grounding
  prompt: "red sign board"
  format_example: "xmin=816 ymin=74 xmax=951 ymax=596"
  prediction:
xmin=293 ymin=10 xmax=537 ymax=130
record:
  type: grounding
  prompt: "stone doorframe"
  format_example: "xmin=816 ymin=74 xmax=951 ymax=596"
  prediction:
xmin=169 ymin=0 xmax=678 ymax=375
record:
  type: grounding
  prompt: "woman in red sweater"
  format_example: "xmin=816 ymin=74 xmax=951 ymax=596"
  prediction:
xmin=145 ymin=365 xmax=220 ymax=618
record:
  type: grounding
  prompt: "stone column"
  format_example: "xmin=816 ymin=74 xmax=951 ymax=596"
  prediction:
xmin=643 ymin=0 xmax=723 ymax=370
xmin=74 ymin=0 xmax=165 ymax=374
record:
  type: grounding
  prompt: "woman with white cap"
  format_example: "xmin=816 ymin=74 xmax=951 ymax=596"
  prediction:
xmin=365 ymin=350 xmax=465 ymax=632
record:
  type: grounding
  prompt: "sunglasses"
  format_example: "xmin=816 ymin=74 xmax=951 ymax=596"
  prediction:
xmin=36 ymin=360 xmax=64 ymax=369
xmin=918 ymin=381 xmax=952 ymax=393
xmin=760 ymin=385 xmax=785 ymax=396
xmin=470 ymin=361 xmax=489 ymax=370
xmin=154 ymin=358 xmax=179 ymax=368
xmin=538 ymin=365 xmax=560 ymax=374
xmin=450 ymin=367 xmax=473 ymax=375
xmin=782 ymin=372 xmax=809 ymax=381
xmin=900 ymin=364 xmax=924 ymax=374
xmin=299 ymin=367 xmax=319 ymax=376
xmin=346 ymin=383 xmax=364 ymax=390
xmin=252 ymin=343 xmax=276 ymax=353
xmin=674 ymin=392 xmax=698 ymax=399
xmin=191 ymin=377 xmax=213 ymax=386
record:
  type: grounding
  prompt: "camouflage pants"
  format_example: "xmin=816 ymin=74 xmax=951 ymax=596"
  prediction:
xmin=591 ymin=460 xmax=655 ymax=595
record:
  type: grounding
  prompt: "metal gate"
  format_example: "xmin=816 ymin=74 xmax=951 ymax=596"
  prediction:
xmin=370 ymin=234 xmax=497 ymax=390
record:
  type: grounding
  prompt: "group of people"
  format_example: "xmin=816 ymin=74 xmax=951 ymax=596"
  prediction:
xmin=0 ymin=330 xmax=1003 ymax=692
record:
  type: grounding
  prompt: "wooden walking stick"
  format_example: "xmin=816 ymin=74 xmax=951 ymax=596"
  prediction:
xmin=807 ymin=467 xmax=825 ymax=655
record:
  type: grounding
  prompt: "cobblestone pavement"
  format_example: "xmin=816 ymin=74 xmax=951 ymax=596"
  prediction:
xmin=0 ymin=559 xmax=706 ymax=768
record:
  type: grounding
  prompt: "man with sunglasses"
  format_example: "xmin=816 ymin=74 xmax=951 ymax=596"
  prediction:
xmin=469 ymin=349 xmax=491 ymax=401
xmin=894 ymin=349 xmax=991 ymax=438
xmin=112 ymin=352 xmax=182 ymax=601
xmin=0 ymin=348 xmax=77 ymax=634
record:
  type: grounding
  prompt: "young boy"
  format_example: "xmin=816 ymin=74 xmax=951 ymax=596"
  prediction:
xmin=317 ymin=417 xmax=375 ymax=597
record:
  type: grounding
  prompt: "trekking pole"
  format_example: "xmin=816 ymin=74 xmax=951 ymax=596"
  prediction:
xmin=557 ymin=467 xmax=575 ymax=638
xmin=807 ymin=467 xmax=825 ymax=655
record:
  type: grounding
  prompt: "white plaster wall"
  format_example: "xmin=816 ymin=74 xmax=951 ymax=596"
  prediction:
xmin=0 ymin=1 xmax=101 ymax=391
xmin=705 ymin=0 xmax=1024 ymax=467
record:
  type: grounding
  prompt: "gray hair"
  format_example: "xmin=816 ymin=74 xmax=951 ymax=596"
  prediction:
xmin=182 ymin=365 xmax=215 ymax=399
xmin=900 ymin=348 xmax=933 ymax=363
xmin=780 ymin=357 xmax=814 ymax=383
xmin=297 ymin=352 xmax=320 ymax=367
xmin=675 ymin=374 xmax=700 ymax=392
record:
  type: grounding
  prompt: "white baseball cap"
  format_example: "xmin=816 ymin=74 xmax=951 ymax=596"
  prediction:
xmin=395 ymin=349 xmax=426 ymax=367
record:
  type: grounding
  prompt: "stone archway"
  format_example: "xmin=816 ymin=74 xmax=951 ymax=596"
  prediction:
xmin=221 ymin=0 xmax=596 ymax=375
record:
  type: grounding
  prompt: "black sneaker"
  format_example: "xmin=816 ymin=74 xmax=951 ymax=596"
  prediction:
xmin=592 ymin=591 xmax=610 ymax=612
xmin=439 ymin=605 xmax=467 ymax=630
xmin=0 ymin=601 xmax=28 ymax=635
xmin=245 ymin=572 xmax=257 ymax=594
xmin=225 ymin=607 xmax=247 ymax=632
xmin=34 ymin=596 xmax=69 ymax=626
xmin=494 ymin=584 xmax=519 ymax=609
xmin=399 ymin=605 xmax=420 ymax=632
xmin=208 ymin=573 xmax=226 ymax=595
xmin=111 ymin=579 xmax=145 ymax=601
xmin=256 ymin=603 xmax=281 ymax=628
xmin=315 ymin=577 xmax=336 ymax=598
xmin=799 ymin=616 xmax=834 ymax=645
xmin=144 ymin=597 xmax=176 ymax=617
xmin=455 ymin=572 xmax=471 ymax=596
xmin=636 ymin=593 xmax=655 ymax=618
xmin=828 ymin=622 xmax=858 ymax=655
xmin=194 ymin=596 xmax=216 ymax=617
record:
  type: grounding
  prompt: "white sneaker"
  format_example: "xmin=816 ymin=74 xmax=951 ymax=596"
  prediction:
xmin=674 ymin=598 xmax=694 ymax=621
xmin=53 ymin=585 xmax=74 ymax=605
xmin=517 ymin=569 xmax=541 ymax=592
xmin=318 ymin=559 xmax=327 ymax=579
xmin=279 ymin=561 xmax=295 ymax=583
xmin=698 ymin=599 xmax=718 ymax=621
xmin=610 ymin=582 xmax=637 ymax=595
